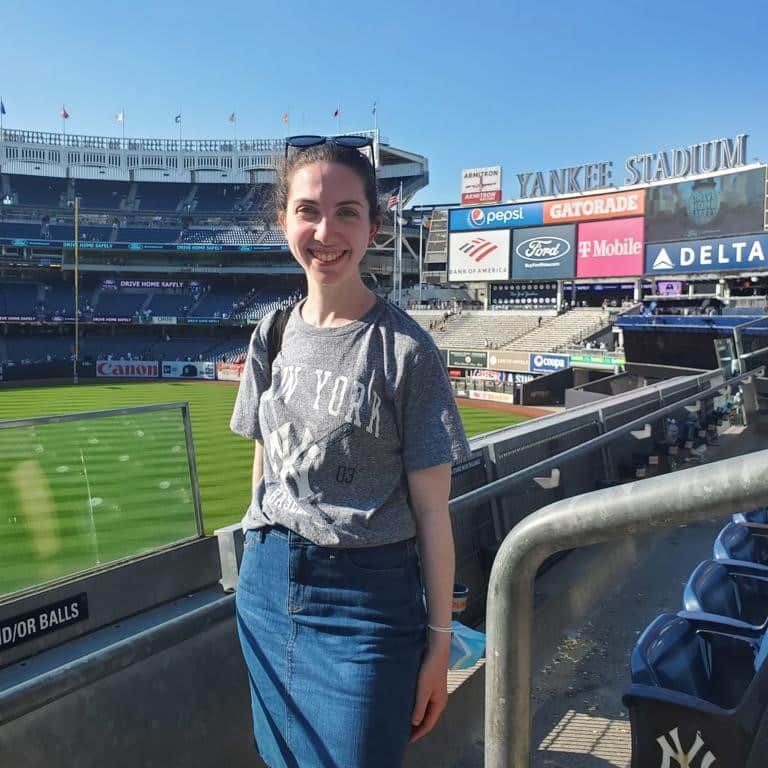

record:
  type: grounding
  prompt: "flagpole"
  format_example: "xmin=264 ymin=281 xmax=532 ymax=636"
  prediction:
xmin=0 ymin=97 xmax=4 ymax=135
xmin=399 ymin=182 xmax=404 ymax=307
xmin=73 ymin=196 xmax=80 ymax=385
xmin=373 ymin=101 xmax=377 ymax=133
xmin=418 ymin=218 xmax=423 ymax=306
xmin=121 ymin=109 xmax=125 ymax=144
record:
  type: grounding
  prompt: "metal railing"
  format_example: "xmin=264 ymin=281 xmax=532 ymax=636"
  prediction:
xmin=483 ymin=448 xmax=768 ymax=767
xmin=440 ymin=365 xmax=765 ymax=766
xmin=450 ymin=367 xmax=761 ymax=518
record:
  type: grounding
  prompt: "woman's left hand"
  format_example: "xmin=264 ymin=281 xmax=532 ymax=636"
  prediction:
xmin=409 ymin=644 xmax=450 ymax=742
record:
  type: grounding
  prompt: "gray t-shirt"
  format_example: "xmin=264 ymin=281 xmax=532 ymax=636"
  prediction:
xmin=230 ymin=295 xmax=470 ymax=547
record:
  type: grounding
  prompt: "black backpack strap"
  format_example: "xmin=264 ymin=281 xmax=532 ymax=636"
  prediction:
xmin=265 ymin=305 xmax=293 ymax=381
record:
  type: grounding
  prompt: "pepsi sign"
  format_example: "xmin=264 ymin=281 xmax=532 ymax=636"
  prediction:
xmin=529 ymin=353 xmax=570 ymax=374
xmin=449 ymin=202 xmax=543 ymax=232
xmin=645 ymin=233 xmax=768 ymax=275
xmin=511 ymin=224 xmax=576 ymax=279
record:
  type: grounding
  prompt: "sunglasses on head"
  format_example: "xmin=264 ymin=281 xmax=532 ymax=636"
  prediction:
xmin=285 ymin=134 xmax=373 ymax=152
xmin=284 ymin=134 xmax=375 ymax=174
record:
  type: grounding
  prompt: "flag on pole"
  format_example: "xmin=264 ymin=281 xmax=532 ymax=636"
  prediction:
xmin=174 ymin=114 xmax=182 ymax=123
xmin=0 ymin=101 xmax=6 ymax=116
xmin=60 ymin=106 xmax=70 ymax=119
xmin=115 ymin=111 xmax=124 ymax=122
xmin=387 ymin=190 xmax=400 ymax=210
xmin=228 ymin=112 xmax=236 ymax=123
xmin=282 ymin=112 xmax=289 ymax=124
xmin=332 ymin=107 xmax=340 ymax=118
xmin=371 ymin=101 xmax=376 ymax=116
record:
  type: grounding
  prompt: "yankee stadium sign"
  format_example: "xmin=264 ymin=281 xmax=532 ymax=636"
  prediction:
xmin=645 ymin=233 xmax=768 ymax=275
xmin=515 ymin=134 xmax=748 ymax=199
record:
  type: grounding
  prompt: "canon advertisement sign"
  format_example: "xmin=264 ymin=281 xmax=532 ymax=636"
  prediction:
xmin=96 ymin=360 xmax=159 ymax=378
xmin=511 ymin=224 xmax=576 ymax=279
xmin=576 ymin=217 xmax=645 ymax=278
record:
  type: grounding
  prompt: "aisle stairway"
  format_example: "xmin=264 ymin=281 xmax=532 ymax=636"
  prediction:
xmin=504 ymin=308 xmax=611 ymax=352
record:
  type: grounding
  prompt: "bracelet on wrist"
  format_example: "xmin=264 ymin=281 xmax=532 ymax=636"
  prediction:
xmin=427 ymin=623 xmax=453 ymax=634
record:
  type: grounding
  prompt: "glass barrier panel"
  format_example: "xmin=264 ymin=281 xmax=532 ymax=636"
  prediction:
xmin=0 ymin=405 xmax=200 ymax=598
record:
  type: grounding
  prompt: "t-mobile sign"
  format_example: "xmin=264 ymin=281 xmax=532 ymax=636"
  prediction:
xmin=576 ymin=217 xmax=644 ymax=278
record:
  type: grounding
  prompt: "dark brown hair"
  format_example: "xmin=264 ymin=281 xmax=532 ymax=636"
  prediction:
xmin=273 ymin=143 xmax=380 ymax=225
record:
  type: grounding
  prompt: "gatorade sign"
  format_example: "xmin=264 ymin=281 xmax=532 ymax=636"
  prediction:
xmin=645 ymin=233 xmax=768 ymax=275
xmin=544 ymin=190 xmax=645 ymax=224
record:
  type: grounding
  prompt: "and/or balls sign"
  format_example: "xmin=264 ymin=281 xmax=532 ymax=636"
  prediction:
xmin=0 ymin=593 xmax=89 ymax=650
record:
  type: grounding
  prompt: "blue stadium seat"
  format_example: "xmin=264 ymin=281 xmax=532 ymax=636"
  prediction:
xmin=623 ymin=612 xmax=768 ymax=768
xmin=734 ymin=508 xmax=768 ymax=525
xmin=682 ymin=559 xmax=768 ymax=633
xmin=714 ymin=522 xmax=768 ymax=566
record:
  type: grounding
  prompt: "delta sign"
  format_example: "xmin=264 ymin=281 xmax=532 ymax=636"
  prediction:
xmin=645 ymin=233 xmax=768 ymax=275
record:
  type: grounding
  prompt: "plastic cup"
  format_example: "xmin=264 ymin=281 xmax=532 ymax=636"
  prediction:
xmin=452 ymin=583 xmax=469 ymax=616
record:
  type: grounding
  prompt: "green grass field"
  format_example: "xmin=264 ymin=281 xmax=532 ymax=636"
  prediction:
xmin=0 ymin=381 xmax=528 ymax=595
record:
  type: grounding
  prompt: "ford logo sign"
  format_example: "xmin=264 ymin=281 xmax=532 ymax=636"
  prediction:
xmin=516 ymin=236 xmax=570 ymax=262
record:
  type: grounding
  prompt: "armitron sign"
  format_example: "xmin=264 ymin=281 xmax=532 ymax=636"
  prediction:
xmin=461 ymin=166 xmax=502 ymax=205
xmin=96 ymin=360 xmax=159 ymax=378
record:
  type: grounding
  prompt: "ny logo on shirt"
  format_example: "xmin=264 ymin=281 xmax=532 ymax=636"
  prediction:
xmin=267 ymin=422 xmax=323 ymax=500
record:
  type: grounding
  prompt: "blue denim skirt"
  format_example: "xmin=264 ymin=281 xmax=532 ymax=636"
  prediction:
xmin=235 ymin=526 xmax=427 ymax=768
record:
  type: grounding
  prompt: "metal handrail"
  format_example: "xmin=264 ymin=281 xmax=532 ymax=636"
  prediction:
xmin=449 ymin=367 xmax=762 ymax=516
xmin=484 ymin=447 xmax=768 ymax=768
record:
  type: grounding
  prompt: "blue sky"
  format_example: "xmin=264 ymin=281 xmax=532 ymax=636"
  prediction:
xmin=3 ymin=0 xmax=767 ymax=205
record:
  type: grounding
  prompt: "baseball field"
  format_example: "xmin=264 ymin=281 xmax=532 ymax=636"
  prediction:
xmin=0 ymin=381 xmax=530 ymax=596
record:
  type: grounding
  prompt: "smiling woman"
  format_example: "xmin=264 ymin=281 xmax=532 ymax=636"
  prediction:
xmin=228 ymin=139 xmax=471 ymax=768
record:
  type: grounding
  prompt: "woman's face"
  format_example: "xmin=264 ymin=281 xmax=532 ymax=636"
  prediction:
xmin=279 ymin=161 xmax=379 ymax=288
